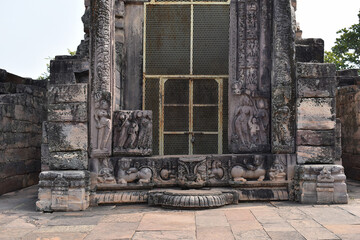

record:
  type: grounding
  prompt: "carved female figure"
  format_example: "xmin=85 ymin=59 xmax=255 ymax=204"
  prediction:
xmin=233 ymin=94 xmax=255 ymax=148
xmin=117 ymin=112 xmax=131 ymax=149
xmin=125 ymin=122 xmax=139 ymax=149
xmin=256 ymin=99 xmax=269 ymax=144
xmin=94 ymin=100 xmax=111 ymax=151
xmin=138 ymin=112 xmax=152 ymax=149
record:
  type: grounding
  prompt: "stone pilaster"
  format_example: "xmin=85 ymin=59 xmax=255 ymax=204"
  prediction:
xmin=89 ymin=0 xmax=115 ymax=159
xmin=228 ymin=0 xmax=273 ymax=153
xmin=271 ymin=0 xmax=296 ymax=153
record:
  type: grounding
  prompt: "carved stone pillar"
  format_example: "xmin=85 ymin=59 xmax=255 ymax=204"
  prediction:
xmin=228 ymin=0 xmax=272 ymax=153
xmin=90 ymin=0 xmax=115 ymax=158
xmin=271 ymin=0 xmax=296 ymax=153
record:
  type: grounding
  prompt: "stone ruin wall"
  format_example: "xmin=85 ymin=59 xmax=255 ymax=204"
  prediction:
xmin=336 ymin=69 xmax=360 ymax=181
xmin=0 ymin=69 xmax=47 ymax=195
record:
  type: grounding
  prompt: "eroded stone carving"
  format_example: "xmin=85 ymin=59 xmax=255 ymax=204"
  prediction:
xmin=178 ymin=157 xmax=207 ymax=188
xmin=208 ymin=160 xmax=225 ymax=181
xmin=117 ymin=158 xmax=152 ymax=185
xmin=113 ymin=110 xmax=152 ymax=156
xmin=230 ymin=155 xmax=266 ymax=182
xmin=269 ymin=158 xmax=286 ymax=181
xmin=94 ymin=92 xmax=112 ymax=153
xmin=93 ymin=158 xmax=116 ymax=184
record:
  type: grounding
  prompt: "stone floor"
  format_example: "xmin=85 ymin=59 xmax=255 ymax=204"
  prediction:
xmin=1 ymin=181 xmax=360 ymax=240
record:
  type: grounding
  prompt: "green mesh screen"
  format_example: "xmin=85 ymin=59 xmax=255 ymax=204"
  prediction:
xmin=164 ymin=106 xmax=189 ymax=131
xmin=144 ymin=78 xmax=160 ymax=155
xmin=164 ymin=134 xmax=189 ymax=155
xmin=193 ymin=5 xmax=229 ymax=75
xmin=193 ymin=106 xmax=218 ymax=132
xmin=146 ymin=5 xmax=191 ymax=75
xmin=193 ymin=134 xmax=218 ymax=154
xmin=193 ymin=79 xmax=218 ymax=104
xmin=164 ymin=79 xmax=189 ymax=104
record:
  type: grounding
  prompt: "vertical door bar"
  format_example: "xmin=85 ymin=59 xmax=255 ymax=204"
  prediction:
xmin=159 ymin=77 xmax=166 ymax=155
xmin=190 ymin=2 xmax=194 ymax=75
xmin=217 ymin=78 xmax=223 ymax=154
xmin=189 ymin=78 xmax=194 ymax=155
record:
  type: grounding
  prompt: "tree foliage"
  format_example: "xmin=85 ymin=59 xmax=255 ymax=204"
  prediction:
xmin=325 ymin=11 xmax=360 ymax=71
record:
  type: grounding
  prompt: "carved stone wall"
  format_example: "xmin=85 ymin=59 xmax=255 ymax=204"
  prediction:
xmin=92 ymin=154 xmax=296 ymax=189
xmin=229 ymin=0 xmax=272 ymax=153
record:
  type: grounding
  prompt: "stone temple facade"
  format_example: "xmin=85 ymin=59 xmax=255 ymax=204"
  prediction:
xmin=0 ymin=0 xmax=353 ymax=211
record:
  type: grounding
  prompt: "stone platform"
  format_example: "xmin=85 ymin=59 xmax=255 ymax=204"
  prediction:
xmin=0 ymin=181 xmax=359 ymax=240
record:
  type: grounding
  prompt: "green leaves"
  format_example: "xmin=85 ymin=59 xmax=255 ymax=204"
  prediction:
xmin=325 ymin=11 xmax=360 ymax=71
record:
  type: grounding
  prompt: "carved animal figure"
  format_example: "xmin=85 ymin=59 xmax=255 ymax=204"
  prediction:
xmin=117 ymin=158 xmax=152 ymax=185
xmin=231 ymin=156 xmax=266 ymax=182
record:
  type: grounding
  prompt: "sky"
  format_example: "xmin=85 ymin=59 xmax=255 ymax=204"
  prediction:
xmin=0 ymin=0 xmax=359 ymax=79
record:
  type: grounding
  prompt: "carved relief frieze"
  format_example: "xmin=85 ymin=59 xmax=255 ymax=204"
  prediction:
xmin=113 ymin=110 xmax=153 ymax=156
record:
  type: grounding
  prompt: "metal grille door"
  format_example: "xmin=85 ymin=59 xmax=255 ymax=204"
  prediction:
xmin=143 ymin=0 xmax=229 ymax=155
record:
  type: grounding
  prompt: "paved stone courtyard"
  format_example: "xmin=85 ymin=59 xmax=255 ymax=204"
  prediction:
xmin=0 ymin=180 xmax=360 ymax=240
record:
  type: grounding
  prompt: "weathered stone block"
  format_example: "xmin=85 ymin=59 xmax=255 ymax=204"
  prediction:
xmin=41 ymin=144 xmax=50 ymax=171
xmin=297 ymin=63 xmax=336 ymax=78
xmin=37 ymin=170 xmax=90 ymax=212
xmin=47 ymin=123 xmax=88 ymax=152
xmin=48 ymin=103 xmax=87 ymax=122
xmin=295 ymin=38 xmax=324 ymax=63
xmin=297 ymin=77 xmax=335 ymax=98
xmin=297 ymin=130 xmax=335 ymax=146
xmin=297 ymin=98 xmax=335 ymax=130
xmin=294 ymin=165 xmax=348 ymax=204
xmin=297 ymin=146 xmax=335 ymax=164
xmin=49 ymin=151 xmax=88 ymax=170
xmin=48 ymin=84 xmax=87 ymax=104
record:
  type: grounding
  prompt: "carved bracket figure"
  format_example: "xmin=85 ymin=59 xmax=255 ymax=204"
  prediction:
xmin=113 ymin=110 xmax=152 ymax=156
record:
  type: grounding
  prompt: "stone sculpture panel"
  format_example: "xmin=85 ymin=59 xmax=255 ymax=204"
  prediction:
xmin=113 ymin=110 xmax=153 ymax=156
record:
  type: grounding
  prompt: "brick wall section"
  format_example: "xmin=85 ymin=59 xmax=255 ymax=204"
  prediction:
xmin=0 ymin=69 xmax=47 ymax=195
xmin=336 ymin=70 xmax=360 ymax=180
xmin=296 ymin=63 xmax=337 ymax=164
